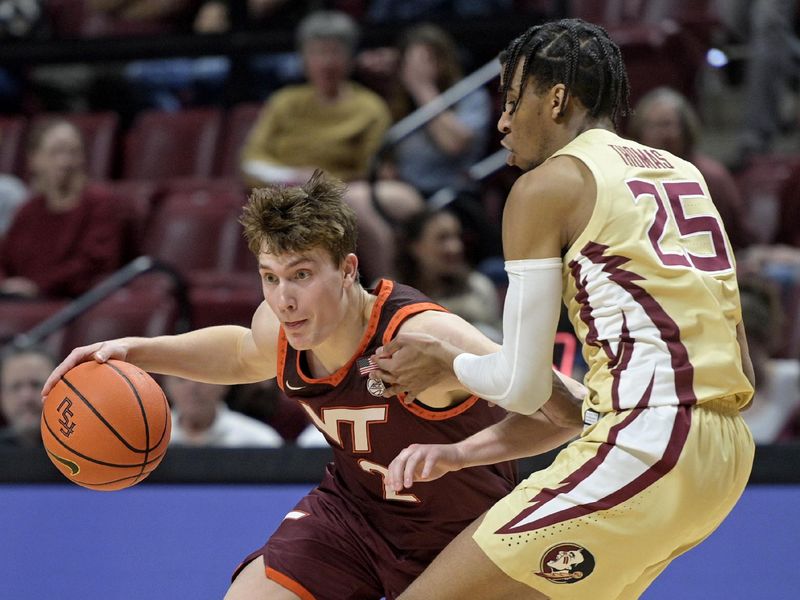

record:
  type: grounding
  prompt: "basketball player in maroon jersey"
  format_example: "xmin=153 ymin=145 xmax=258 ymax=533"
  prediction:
xmin=43 ymin=171 xmax=585 ymax=599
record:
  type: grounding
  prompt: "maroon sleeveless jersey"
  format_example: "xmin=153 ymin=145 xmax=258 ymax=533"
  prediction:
xmin=277 ymin=279 xmax=517 ymax=555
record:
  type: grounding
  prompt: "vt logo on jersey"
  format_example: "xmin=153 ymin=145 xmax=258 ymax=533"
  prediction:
xmin=535 ymin=543 xmax=595 ymax=584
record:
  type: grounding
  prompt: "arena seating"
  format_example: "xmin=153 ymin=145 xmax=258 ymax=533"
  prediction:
xmin=0 ymin=115 xmax=26 ymax=176
xmin=122 ymin=108 xmax=223 ymax=180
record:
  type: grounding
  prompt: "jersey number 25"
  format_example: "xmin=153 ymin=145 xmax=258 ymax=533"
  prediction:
xmin=626 ymin=179 xmax=733 ymax=273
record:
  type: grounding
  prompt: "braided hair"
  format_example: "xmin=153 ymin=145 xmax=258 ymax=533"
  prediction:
xmin=499 ymin=19 xmax=630 ymax=123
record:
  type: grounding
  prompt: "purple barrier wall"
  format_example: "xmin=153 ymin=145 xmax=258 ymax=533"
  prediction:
xmin=1 ymin=484 xmax=797 ymax=599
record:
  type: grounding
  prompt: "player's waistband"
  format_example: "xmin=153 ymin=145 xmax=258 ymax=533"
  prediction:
xmin=695 ymin=397 xmax=741 ymax=416
xmin=583 ymin=397 xmax=740 ymax=429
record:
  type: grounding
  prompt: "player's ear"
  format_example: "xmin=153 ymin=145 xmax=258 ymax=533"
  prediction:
xmin=551 ymin=83 xmax=567 ymax=118
xmin=342 ymin=253 xmax=358 ymax=287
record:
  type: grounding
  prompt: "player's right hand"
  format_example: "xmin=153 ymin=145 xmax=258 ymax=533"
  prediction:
xmin=41 ymin=340 xmax=130 ymax=398
xmin=387 ymin=442 xmax=466 ymax=492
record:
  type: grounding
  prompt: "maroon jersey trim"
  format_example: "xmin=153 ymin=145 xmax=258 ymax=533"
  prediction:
xmin=382 ymin=297 xmax=481 ymax=421
xmin=276 ymin=279 xmax=395 ymax=391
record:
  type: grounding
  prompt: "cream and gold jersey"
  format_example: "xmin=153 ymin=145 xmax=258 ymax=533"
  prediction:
xmin=553 ymin=129 xmax=753 ymax=413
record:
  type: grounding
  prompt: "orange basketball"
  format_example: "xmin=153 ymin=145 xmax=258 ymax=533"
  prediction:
xmin=40 ymin=359 xmax=171 ymax=491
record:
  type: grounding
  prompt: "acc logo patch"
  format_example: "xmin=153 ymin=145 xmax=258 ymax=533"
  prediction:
xmin=366 ymin=377 xmax=386 ymax=397
xmin=535 ymin=543 xmax=595 ymax=584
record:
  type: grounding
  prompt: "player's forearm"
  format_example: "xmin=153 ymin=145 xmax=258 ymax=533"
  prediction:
xmin=457 ymin=410 xmax=579 ymax=468
xmin=123 ymin=326 xmax=268 ymax=384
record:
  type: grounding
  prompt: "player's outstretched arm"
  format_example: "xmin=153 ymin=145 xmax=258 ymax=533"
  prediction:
xmin=387 ymin=376 xmax=585 ymax=491
xmin=42 ymin=301 xmax=280 ymax=397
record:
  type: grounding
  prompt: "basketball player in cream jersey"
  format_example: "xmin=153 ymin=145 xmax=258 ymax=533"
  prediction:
xmin=372 ymin=18 xmax=756 ymax=600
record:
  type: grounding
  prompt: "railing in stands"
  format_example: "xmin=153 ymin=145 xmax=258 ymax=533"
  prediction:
xmin=6 ymin=255 xmax=192 ymax=352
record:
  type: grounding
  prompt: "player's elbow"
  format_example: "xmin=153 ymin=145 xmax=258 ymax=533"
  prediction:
xmin=496 ymin=376 xmax=552 ymax=416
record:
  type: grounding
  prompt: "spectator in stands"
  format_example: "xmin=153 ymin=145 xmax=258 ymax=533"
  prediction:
xmin=241 ymin=10 xmax=390 ymax=184
xmin=164 ymin=376 xmax=284 ymax=447
xmin=0 ymin=346 xmax=54 ymax=447
xmin=383 ymin=23 xmax=493 ymax=198
xmin=0 ymin=119 xmax=123 ymax=298
xmin=396 ymin=207 xmax=501 ymax=340
xmin=241 ymin=10 xmax=424 ymax=283
xmin=628 ymin=86 xmax=754 ymax=250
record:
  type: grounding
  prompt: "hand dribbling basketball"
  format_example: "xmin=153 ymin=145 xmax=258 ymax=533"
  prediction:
xmin=40 ymin=344 xmax=171 ymax=491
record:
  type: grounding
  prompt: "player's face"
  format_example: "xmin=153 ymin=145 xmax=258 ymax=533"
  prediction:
xmin=303 ymin=38 xmax=352 ymax=98
xmin=0 ymin=353 xmax=52 ymax=433
xmin=637 ymin=99 xmax=686 ymax=157
xmin=547 ymin=549 xmax=585 ymax=571
xmin=411 ymin=212 xmax=466 ymax=278
xmin=497 ymin=63 xmax=559 ymax=171
xmin=29 ymin=123 xmax=85 ymax=191
xmin=259 ymin=246 xmax=356 ymax=350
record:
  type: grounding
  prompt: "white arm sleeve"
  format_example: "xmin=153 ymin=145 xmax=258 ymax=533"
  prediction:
xmin=453 ymin=258 xmax=562 ymax=415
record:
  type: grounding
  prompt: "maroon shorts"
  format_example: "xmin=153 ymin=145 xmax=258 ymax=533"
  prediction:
xmin=232 ymin=484 xmax=437 ymax=600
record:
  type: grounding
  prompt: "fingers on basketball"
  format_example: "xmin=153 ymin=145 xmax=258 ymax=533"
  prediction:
xmin=40 ymin=359 xmax=171 ymax=491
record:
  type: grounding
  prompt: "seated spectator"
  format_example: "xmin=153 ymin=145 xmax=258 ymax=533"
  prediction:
xmin=240 ymin=10 xmax=390 ymax=185
xmin=0 ymin=346 xmax=55 ymax=447
xmin=628 ymin=86 xmax=754 ymax=251
xmin=0 ymin=119 xmax=123 ymax=298
xmin=164 ymin=376 xmax=284 ymax=447
xmin=384 ymin=23 xmax=493 ymax=198
xmin=241 ymin=10 xmax=424 ymax=282
xmin=396 ymin=207 xmax=501 ymax=339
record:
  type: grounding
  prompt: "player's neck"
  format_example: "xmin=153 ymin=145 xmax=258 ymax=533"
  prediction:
xmin=308 ymin=285 xmax=376 ymax=377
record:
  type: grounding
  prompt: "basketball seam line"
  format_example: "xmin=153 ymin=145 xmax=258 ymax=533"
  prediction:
xmin=61 ymin=370 xmax=150 ymax=454
xmin=104 ymin=362 xmax=151 ymax=483
xmin=42 ymin=415 xmax=167 ymax=468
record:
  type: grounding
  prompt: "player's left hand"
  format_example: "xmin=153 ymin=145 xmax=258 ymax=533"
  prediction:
xmin=387 ymin=442 xmax=465 ymax=491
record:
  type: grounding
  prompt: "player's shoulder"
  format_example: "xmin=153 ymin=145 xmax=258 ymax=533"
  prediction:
xmin=506 ymin=155 xmax=591 ymax=230
xmin=396 ymin=308 xmax=461 ymax=336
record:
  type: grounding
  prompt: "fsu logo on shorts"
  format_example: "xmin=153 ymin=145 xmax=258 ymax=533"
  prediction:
xmin=535 ymin=543 xmax=595 ymax=584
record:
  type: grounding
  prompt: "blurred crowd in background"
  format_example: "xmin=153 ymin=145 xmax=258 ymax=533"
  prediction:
xmin=0 ymin=0 xmax=799 ymax=449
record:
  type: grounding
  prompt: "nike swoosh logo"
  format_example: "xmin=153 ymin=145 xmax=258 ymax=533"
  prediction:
xmin=47 ymin=450 xmax=80 ymax=476
xmin=285 ymin=380 xmax=306 ymax=391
